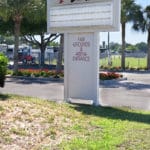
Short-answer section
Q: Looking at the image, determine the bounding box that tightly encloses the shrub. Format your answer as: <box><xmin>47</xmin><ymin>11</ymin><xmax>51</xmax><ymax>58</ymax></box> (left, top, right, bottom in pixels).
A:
<box><xmin>13</xmin><ymin>69</ymin><xmax>64</xmax><ymax>78</ymax></box>
<box><xmin>13</xmin><ymin>71</ymin><xmax>23</xmax><ymax>76</ymax></box>
<box><xmin>12</xmin><ymin>69</ymin><xmax>123</xmax><ymax>81</ymax></box>
<box><xmin>0</xmin><ymin>53</ymin><xmax>8</xmax><ymax>87</ymax></box>
<box><xmin>100</xmin><ymin>72</ymin><xmax>122</xmax><ymax>80</ymax></box>
<box><xmin>7</xmin><ymin>69</ymin><xmax>13</xmax><ymax>75</ymax></box>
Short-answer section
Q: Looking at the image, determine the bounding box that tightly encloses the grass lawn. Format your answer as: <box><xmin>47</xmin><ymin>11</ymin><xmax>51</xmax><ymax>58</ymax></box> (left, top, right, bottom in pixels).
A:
<box><xmin>100</xmin><ymin>56</ymin><xmax>147</xmax><ymax>69</ymax></box>
<box><xmin>0</xmin><ymin>94</ymin><xmax>150</xmax><ymax>150</ymax></box>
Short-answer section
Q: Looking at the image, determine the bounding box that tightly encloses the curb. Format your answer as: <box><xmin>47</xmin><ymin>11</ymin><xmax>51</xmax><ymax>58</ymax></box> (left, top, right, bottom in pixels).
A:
<box><xmin>100</xmin><ymin>77</ymin><xmax>127</xmax><ymax>84</ymax></box>
<box><xmin>6</xmin><ymin>75</ymin><xmax>127</xmax><ymax>83</ymax></box>
<box><xmin>6</xmin><ymin>75</ymin><xmax>64</xmax><ymax>82</ymax></box>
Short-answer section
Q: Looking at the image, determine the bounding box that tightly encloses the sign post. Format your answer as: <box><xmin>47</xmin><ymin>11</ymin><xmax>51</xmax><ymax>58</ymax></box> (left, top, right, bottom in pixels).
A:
<box><xmin>64</xmin><ymin>32</ymin><xmax>100</xmax><ymax>105</ymax></box>
<box><xmin>47</xmin><ymin>0</ymin><xmax>121</xmax><ymax>105</ymax></box>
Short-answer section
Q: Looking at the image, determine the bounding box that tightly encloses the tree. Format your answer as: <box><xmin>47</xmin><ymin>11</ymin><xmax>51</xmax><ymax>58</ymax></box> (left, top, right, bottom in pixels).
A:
<box><xmin>59</xmin><ymin>0</ymin><xmax>88</xmax><ymax>3</ymax></box>
<box><xmin>0</xmin><ymin>0</ymin><xmax>42</xmax><ymax>72</ymax></box>
<box><xmin>49</xmin><ymin>41</ymin><xmax>59</xmax><ymax>47</ymax></box>
<box><xmin>126</xmin><ymin>44</ymin><xmax>138</xmax><ymax>51</ymax></box>
<box><xmin>135</xmin><ymin>42</ymin><xmax>147</xmax><ymax>52</ymax></box>
<box><xmin>132</xmin><ymin>6</ymin><xmax>150</xmax><ymax>69</ymax></box>
<box><xmin>0</xmin><ymin>0</ymin><xmax>59</xmax><ymax>68</ymax></box>
<box><xmin>24</xmin><ymin>33</ymin><xmax>59</xmax><ymax>66</ymax></box>
<box><xmin>109</xmin><ymin>42</ymin><xmax>121</xmax><ymax>52</ymax></box>
<box><xmin>0</xmin><ymin>17</ymin><xmax>13</xmax><ymax>35</ymax></box>
<box><xmin>121</xmin><ymin>0</ymin><xmax>142</xmax><ymax>70</ymax></box>
<box><xmin>21</xmin><ymin>0</ymin><xmax>60</xmax><ymax>67</ymax></box>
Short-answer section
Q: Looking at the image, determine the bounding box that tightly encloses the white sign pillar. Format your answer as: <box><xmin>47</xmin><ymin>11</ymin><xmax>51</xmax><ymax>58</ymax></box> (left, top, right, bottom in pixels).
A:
<box><xmin>64</xmin><ymin>32</ymin><xmax>100</xmax><ymax>105</ymax></box>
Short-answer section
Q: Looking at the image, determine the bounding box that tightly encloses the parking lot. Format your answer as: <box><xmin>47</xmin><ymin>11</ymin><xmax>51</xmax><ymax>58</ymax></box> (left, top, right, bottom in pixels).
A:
<box><xmin>0</xmin><ymin>72</ymin><xmax>150</xmax><ymax>110</ymax></box>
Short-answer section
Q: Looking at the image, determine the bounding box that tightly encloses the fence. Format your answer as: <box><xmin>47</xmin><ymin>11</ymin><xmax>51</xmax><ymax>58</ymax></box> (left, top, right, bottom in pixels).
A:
<box><xmin>100</xmin><ymin>52</ymin><xmax>147</xmax><ymax>69</ymax></box>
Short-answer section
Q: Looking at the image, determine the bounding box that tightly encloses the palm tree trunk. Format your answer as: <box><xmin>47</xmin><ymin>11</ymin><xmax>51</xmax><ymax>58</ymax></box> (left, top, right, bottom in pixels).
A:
<box><xmin>147</xmin><ymin>30</ymin><xmax>150</xmax><ymax>70</ymax></box>
<box><xmin>56</xmin><ymin>34</ymin><xmax>64</xmax><ymax>72</ymax></box>
<box><xmin>121</xmin><ymin>23</ymin><xmax>126</xmax><ymax>70</ymax></box>
<box><xmin>13</xmin><ymin>16</ymin><xmax>22</xmax><ymax>73</ymax></box>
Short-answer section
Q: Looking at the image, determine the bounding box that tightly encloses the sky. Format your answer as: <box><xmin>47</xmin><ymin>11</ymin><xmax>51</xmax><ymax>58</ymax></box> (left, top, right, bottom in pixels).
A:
<box><xmin>100</xmin><ymin>0</ymin><xmax>149</xmax><ymax>45</ymax></box>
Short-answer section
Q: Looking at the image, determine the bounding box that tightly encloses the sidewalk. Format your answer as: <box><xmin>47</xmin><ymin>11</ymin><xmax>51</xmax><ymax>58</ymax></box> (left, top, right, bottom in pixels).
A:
<box><xmin>0</xmin><ymin>72</ymin><xmax>150</xmax><ymax>110</ymax></box>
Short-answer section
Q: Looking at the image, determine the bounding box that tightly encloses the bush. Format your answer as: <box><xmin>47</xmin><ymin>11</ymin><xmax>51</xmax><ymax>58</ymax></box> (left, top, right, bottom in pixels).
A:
<box><xmin>7</xmin><ymin>69</ymin><xmax>13</xmax><ymax>75</ymax></box>
<box><xmin>100</xmin><ymin>72</ymin><xmax>122</xmax><ymax>80</ymax></box>
<box><xmin>12</xmin><ymin>69</ymin><xmax>123</xmax><ymax>81</ymax></box>
<box><xmin>12</xmin><ymin>69</ymin><xmax>64</xmax><ymax>78</ymax></box>
<box><xmin>0</xmin><ymin>53</ymin><xmax>8</xmax><ymax>87</ymax></box>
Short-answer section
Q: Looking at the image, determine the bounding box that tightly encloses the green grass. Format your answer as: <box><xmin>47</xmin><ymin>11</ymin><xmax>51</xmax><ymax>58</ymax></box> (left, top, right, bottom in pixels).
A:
<box><xmin>100</xmin><ymin>55</ymin><xmax>147</xmax><ymax>69</ymax></box>
<box><xmin>0</xmin><ymin>94</ymin><xmax>150</xmax><ymax>149</ymax></box>
<box><xmin>10</xmin><ymin>127</ymin><xmax>28</xmax><ymax>136</ymax></box>
<box><xmin>45</xmin><ymin>58</ymin><xmax>58</xmax><ymax>65</ymax></box>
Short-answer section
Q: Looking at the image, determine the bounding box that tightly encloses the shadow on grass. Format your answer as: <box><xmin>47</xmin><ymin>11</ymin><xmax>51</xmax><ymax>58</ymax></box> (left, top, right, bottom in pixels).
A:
<box><xmin>0</xmin><ymin>94</ymin><xmax>10</xmax><ymax>101</ymax></box>
<box><xmin>72</xmin><ymin>105</ymin><xmax>150</xmax><ymax>124</ymax></box>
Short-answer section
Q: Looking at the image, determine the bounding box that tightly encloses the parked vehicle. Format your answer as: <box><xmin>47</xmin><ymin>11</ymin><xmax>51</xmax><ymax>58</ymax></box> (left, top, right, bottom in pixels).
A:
<box><xmin>6</xmin><ymin>45</ymin><xmax>35</xmax><ymax>64</ymax></box>
<box><xmin>18</xmin><ymin>48</ymin><xmax>35</xmax><ymax>64</ymax></box>
<box><xmin>6</xmin><ymin>45</ymin><xmax>14</xmax><ymax>59</ymax></box>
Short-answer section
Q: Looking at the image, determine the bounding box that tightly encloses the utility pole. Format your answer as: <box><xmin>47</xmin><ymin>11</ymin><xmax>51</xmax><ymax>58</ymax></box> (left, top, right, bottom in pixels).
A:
<box><xmin>107</xmin><ymin>32</ymin><xmax>111</xmax><ymax>66</ymax></box>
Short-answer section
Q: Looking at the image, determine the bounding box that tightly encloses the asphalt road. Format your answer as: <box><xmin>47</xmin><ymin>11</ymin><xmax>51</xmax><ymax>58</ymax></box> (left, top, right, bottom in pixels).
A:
<box><xmin>100</xmin><ymin>72</ymin><xmax>150</xmax><ymax>110</ymax></box>
<box><xmin>0</xmin><ymin>72</ymin><xmax>150</xmax><ymax>110</ymax></box>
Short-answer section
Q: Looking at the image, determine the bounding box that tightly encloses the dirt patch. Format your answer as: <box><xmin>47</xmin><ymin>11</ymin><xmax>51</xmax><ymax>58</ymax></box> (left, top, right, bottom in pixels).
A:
<box><xmin>0</xmin><ymin>98</ymin><xmax>72</xmax><ymax>149</ymax></box>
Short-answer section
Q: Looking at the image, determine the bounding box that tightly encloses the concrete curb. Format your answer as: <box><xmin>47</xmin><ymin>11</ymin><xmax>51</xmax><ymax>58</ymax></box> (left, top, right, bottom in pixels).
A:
<box><xmin>6</xmin><ymin>75</ymin><xmax>127</xmax><ymax>83</ymax></box>
<box><xmin>6</xmin><ymin>75</ymin><xmax>64</xmax><ymax>82</ymax></box>
<box><xmin>100</xmin><ymin>77</ymin><xmax>127</xmax><ymax>84</ymax></box>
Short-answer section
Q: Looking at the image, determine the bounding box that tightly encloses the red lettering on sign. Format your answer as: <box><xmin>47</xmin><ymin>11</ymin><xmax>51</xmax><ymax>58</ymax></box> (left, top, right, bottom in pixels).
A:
<box><xmin>59</xmin><ymin>0</ymin><xmax>64</xmax><ymax>4</ymax></box>
<box><xmin>72</xmin><ymin>36</ymin><xmax>90</xmax><ymax>62</ymax></box>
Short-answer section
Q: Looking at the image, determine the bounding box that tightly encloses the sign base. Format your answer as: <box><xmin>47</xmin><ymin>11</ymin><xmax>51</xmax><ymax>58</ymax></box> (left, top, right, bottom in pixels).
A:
<box><xmin>68</xmin><ymin>98</ymin><xmax>94</xmax><ymax>105</ymax></box>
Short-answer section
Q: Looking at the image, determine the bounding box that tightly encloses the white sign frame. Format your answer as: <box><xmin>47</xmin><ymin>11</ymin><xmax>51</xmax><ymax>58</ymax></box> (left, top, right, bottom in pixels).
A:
<box><xmin>47</xmin><ymin>0</ymin><xmax>121</xmax><ymax>33</ymax></box>
<box><xmin>47</xmin><ymin>0</ymin><xmax>120</xmax><ymax>106</ymax></box>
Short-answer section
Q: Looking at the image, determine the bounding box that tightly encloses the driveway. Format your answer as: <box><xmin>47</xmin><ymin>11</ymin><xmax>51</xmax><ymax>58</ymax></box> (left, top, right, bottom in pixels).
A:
<box><xmin>100</xmin><ymin>72</ymin><xmax>150</xmax><ymax>110</ymax></box>
<box><xmin>0</xmin><ymin>72</ymin><xmax>150</xmax><ymax>110</ymax></box>
<box><xmin>0</xmin><ymin>77</ymin><xmax>64</xmax><ymax>101</ymax></box>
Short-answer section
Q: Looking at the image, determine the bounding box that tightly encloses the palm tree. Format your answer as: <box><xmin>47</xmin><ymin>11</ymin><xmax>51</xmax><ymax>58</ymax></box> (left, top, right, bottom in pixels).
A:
<box><xmin>121</xmin><ymin>0</ymin><xmax>142</xmax><ymax>70</ymax></box>
<box><xmin>0</xmin><ymin>0</ymin><xmax>40</xmax><ymax>73</ymax></box>
<box><xmin>132</xmin><ymin>6</ymin><xmax>150</xmax><ymax>69</ymax></box>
